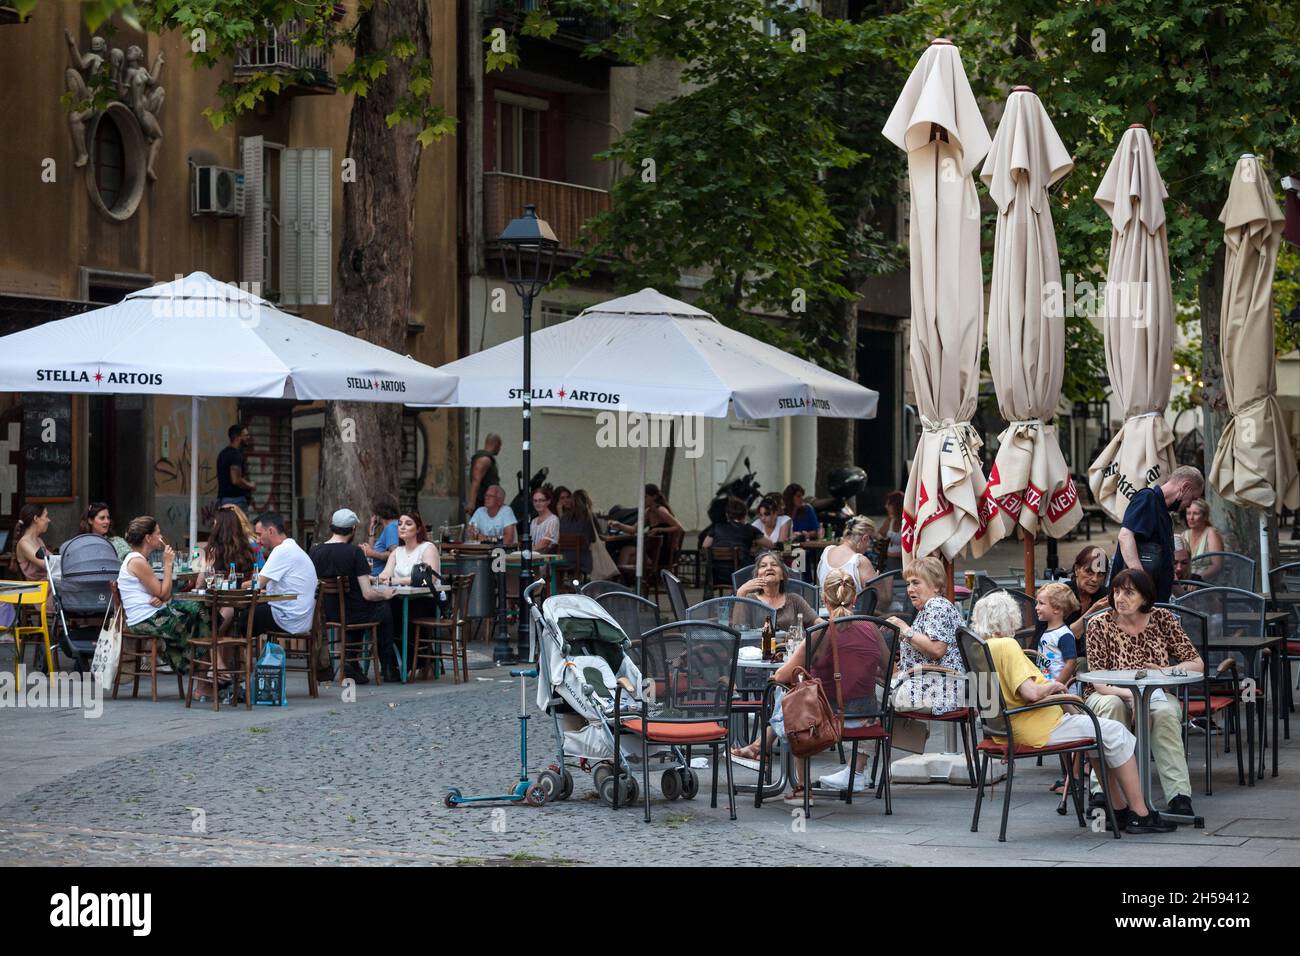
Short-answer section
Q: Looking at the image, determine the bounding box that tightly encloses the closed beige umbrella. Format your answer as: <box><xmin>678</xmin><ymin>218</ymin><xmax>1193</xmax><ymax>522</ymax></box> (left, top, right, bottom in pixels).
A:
<box><xmin>1209</xmin><ymin>154</ymin><xmax>1300</xmax><ymax>591</ymax></box>
<box><xmin>883</xmin><ymin>38</ymin><xmax>996</xmax><ymax>562</ymax></box>
<box><xmin>1087</xmin><ymin>125</ymin><xmax>1177</xmax><ymax>521</ymax></box>
<box><xmin>982</xmin><ymin>87</ymin><xmax>1083</xmax><ymax>555</ymax></box>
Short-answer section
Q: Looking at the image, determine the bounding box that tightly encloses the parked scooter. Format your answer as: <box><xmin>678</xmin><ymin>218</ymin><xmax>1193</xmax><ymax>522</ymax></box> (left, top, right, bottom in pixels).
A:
<box><xmin>811</xmin><ymin>465</ymin><xmax>868</xmax><ymax>540</ymax></box>
<box><xmin>705</xmin><ymin>456</ymin><xmax>762</xmax><ymax>527</ymax></box>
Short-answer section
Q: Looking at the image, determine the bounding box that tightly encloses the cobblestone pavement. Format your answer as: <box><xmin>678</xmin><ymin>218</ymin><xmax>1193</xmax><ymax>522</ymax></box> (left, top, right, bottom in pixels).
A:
<box><xmin>0</xmin><ymin>679</ymin><xmax>880</xmax><ymax>866</ymax></box>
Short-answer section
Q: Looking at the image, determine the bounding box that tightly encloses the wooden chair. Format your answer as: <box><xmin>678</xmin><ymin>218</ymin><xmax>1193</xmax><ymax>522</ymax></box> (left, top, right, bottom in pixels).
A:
<box><xmin>185</xmin><ymin>589</ymin><xmax>260</xmax><ymax>711</ymax></box>
<box><xmin>318</xmin><ymin>577</ymin><xmax>382</xmax><ymax>685</ymax></box>
<box><xmin>646</xmin><ymin>529</ymin><xmax>683</xmax><ymax>605</ymax></box>
<box><xmin>556</xmin><ymin>533</ymin><xmax>588</xmax><ymax>590</ymax></box>
<box><xmin>260</xmin><ymin>582</ymin><xmax>323</xmax><ymax>699</ymax></box>
<box><xmin>617</xmin><ymin>534</ymin><xmax>661</xmax><ymax>594</ymax></box>
<box><xmin>703</xmin><ymin>546</ymin><xmax>743</xmax><ymax>598</ymax></box>
<box><xmin>107</xmin><ymin>581</ymin><xmax>186</xmax><ymax>703</ymax></box>
<box><xmin>410</xmin><ymin>574</ymin><xmax>473</xmax><ymax>683</ymax></box>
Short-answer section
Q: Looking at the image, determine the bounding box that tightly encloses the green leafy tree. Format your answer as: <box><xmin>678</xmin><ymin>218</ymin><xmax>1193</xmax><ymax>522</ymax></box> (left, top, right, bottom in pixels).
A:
<box><xmin>943</xmin><ymin>0</ymin><xmax>1300</xmax><ymax>558</ymax></box>
<box><xmin>49</xmin><ymin>0</ymin><xmax>456</xmax><ymax>532</ymax></box>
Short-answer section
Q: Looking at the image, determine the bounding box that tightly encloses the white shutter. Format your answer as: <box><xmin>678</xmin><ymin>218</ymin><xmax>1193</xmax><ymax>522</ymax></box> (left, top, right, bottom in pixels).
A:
<box><xmin>310</xmin><ymin>147</ymin><xmax>333</xmax><ymax>305</ymax></box>
<box><xmin>241</xmin><ymin>135</ymin><xmax>264</xmax><ymax>294</ymax></box>
<box><xmin>279</xmin><ymin>147</ymin><xmax>333</xmax><ymax>307</ymax></box>
<box><xmin>280</xmin><ymin>149</ymin><xmax>301</xmax><ymax>306</ymax></box>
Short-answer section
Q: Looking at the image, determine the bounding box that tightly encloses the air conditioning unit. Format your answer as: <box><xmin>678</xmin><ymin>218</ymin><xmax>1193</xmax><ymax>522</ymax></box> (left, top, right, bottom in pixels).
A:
<box><xmin>191</xmin><ymin>165</ymin><xmax>244</xmax><ymax>217</ymax></box>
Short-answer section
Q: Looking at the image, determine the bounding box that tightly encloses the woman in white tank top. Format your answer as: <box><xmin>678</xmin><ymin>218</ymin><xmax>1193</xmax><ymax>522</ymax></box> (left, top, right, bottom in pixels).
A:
<box><xmin>115</xmin><ymin>515</ymin><xmax>209</xmax><ymax>679</ymax></box>
<box><xmin>817</xmin><ymin>515</ymin><xmax>878</xmax><ymax>594</ymax></box>
<box><xmin>376</xmin><ymin>512</ymin><xmax>443</xmax><ymax>621</ymax></box>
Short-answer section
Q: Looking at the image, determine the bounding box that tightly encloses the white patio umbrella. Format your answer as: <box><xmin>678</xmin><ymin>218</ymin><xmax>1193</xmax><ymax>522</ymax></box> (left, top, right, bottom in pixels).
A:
<box><xmin>0</xmin><ymin>271</ymin><xmax>458</xmax><ymax>549</ymax></box>
<box><xmin>1209</xmin><ymin>155</ymin><xmax>1300</xmax><ymax>594</ymax></box>
<box><xmin>1087</xmin><ymin>126</ymin><xmax>1177</xmax><ymax>521</ymax></box>
<box><xmin>429</xmin><ymin>287</ymin><xmax>879</xmax><ymax>589</ymax></box>
<box><xmin>883</xmin><ymin>38</ymin><xmax>998</xmax><ymax>564</ymax></box>
<box><xmin>981</xmin><ymin>87</ymin><xmax>1082</xmax><ymax>586</ymax></box>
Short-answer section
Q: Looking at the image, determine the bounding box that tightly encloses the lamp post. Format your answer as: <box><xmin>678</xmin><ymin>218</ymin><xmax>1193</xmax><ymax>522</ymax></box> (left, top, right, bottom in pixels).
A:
<box><xmin>496</xmin><ymin>204</ymin><xmax>558</xmax><ymax>663</ymax></box>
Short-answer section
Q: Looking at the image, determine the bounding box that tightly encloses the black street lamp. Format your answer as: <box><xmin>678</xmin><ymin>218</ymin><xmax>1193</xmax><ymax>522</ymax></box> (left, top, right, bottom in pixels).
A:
<box><xmin>495</xmin><ymin>204</ymin><xmax>558</xmax><ymax>663</ymax></box>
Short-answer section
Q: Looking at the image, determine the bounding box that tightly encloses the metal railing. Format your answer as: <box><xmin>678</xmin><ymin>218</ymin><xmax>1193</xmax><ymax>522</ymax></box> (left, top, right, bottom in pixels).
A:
<box><xmin>484</xmin><ymin>172</ymin><xmax>610</xmax><ymax>251</ymax></box>
<box><xmin>234</xmin><ymin>18</ymin><xmax>332</xmax><ymax>82</ymax></box>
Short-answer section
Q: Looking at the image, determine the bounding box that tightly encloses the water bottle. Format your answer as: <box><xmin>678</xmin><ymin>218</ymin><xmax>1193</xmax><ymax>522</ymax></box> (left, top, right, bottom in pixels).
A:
<box><xmin>228</xmin><ymin>562</ymin><xmax>236</xmax><ymax>591</ymax></box>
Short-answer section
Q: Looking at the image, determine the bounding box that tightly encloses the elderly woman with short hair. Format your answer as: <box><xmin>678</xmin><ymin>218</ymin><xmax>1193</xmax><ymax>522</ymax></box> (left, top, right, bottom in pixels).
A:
<box><xmin>970</xmin><ymin>590</ymin><xmax>1176</xmax><ymax>834</ymax></box>
<box><xmin>885</xmin><ymin>555</ymin><xmax>965</xmax><ymax>714</ymax></box>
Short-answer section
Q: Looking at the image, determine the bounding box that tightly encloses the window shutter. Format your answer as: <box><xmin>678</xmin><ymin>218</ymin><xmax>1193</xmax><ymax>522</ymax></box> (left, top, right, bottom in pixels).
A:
<box><xmin>241</xmin><ymin>135</ymin><xmax>265</xmax><ymax>293</ymax></box>
<box><xmin>280</xmin><ymin>147</ymin><xmax>333</xmax><ymax>306</ymax></box>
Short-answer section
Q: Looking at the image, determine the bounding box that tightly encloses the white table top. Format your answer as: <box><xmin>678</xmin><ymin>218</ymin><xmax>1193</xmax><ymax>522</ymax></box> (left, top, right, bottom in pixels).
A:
<box><xmin>1077</xmin><ymin>669</ymin><xmax>1203</xmax><ymax>689</ymax></box>
<box><xmin>376</xmin><ymin>584</ymin><xmax>449</xmax><ymax>596</ymax></box>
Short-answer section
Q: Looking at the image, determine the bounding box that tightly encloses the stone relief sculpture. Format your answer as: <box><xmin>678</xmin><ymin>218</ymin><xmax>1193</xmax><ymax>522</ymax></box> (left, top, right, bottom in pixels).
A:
<box><xmin>63</xmin><ymin>30</ymin><xmax>166</xmax><ymax>181</ymax></box>
<box><xmin>124</xmin><ymin>45</ymin><xmax>165</xmax><ymax>181</ymax></box>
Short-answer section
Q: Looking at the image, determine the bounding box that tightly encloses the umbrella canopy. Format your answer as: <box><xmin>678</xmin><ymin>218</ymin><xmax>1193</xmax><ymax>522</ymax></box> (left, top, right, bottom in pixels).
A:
<box><xmin>1209</xmin><ymin>155</ymin><xmax>1300</xmax><ymax>514</ymax></box>
<box><xmin>883</xmin><ymin>39</ymin><xmax>996</xmax><ymax>562</ymax></box>
<box><xmin>1086</xmin><ymin>126</ymin><xmax>1177</xmax><ymax>522</ymax></box>
<box><xmin>980</xmin><ymin>88</ymin><xmax>1083</xmax><ymax>540</ymax></box>
<box><xmin>432</xmin><ymin>287</ymin><xmax>878</xmax><ymax>419</ymax></box>
<box><xmin>0</xmin><ymin>272</ymin><xmax>457</xmax><ymax>403</ymax></box>
<box><xmin>0</xmin><ymin>271</ymin><xmax>459</xmax><ymax>548</ymax></box>
<box><xmin>431</xmin><ymin>287</ymin><xmax>878</xmax><ymax>592</ymax></box>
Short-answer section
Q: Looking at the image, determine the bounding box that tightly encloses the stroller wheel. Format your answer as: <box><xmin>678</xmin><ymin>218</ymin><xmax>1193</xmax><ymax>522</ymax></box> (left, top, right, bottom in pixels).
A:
<box><xmin>592</xmin><ymin>762</ymin><xmax>613</xmax><ymax>792</ymax></box>
<box><xmin>524</xmin><ymin>784</ymin><xmax>548</xmax><ymax>808</ymax></box>
<box><xmin>598</xmin><ymin>772</ymin><xmax>637</xmax><ymax>808</ymax></box>
<box><xmin>536</xmin><ymin>769</ymin><xmax>563</xmax><ymax>803</ymax></box>
<box><xmin>679</xmin><ymin>769</ymin><xmax>700</xmax><ymax>800</ymax></box>
<box><xmin>559</xmin><ymin>769</ymin><xmax>575</xmax><ymax>801</ymax></box>
<box><xmin>660</xmin><ymin>769</ymin><xmax>682</xmax><ymax>801</ymax></box>
<box><xmin>623</xmin><ymin>773</ymin><xmax>640</xmax><ymax>805</ymax></box>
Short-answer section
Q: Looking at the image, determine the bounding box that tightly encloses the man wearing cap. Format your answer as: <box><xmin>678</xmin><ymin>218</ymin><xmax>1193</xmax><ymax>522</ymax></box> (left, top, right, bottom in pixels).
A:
<box><xmin>309</xmin><ymin>507</ymin><xmax>399</xmax><ymax>683</ymax></box>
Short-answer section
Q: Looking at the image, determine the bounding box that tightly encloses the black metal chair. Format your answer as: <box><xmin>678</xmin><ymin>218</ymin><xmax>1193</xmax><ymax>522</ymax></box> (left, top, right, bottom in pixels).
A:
<box><xmin>1159</xmin><ymin>602</ymin><xmax>1244</xmax><ymax>793</ymax></box>
<box><xmin>1189</xmin><ymin>551</ymin><xmax>1257</xmax><ymax>592</ymax></box>
<box><xmin>595</xmin><ymin>591</ymin><xmax>662</xmax><ymax>646</ymax></box>
<box><xmin>580</xmin><ymin>579</ymin><xmax>634</xmax><ymax>600</ymax></box>
<box><xmin>661</xmin><ymin>569</ymin><xmax>689</xmax><ymax>621</ymax></box>
<box><xmin>703</xmin><ymin>546</ymin><xmax>744</xmax><ymax>598</ymax></box>
<box><xmin>957</xmin><ymin>626</ymin><xmax>1121</xmax><ymax>843</ymax></box>
<box><xmin>1268</xmin><ymin>562</ymin><xmax>1300</xmax><ymax>712</ymax></box>
<box><xmin>784</xmin><ymin>577</ymin><xmax>820</xmax><ymax>610</ymax></box>
<box><xmin>853</xmin><ymin>587</ymin><xmax>879</xmax><ymax>616</ymax></box>
<box><xmin>731</xmin><ymin>563</ymin><xmax>756</xmax><ymax>593</ymax></box>
<box><xmin>759</xmin><ymin>615</ymin><xmax>899</xmax><ymax>816</ymax></box>
<box><xmin>613</xmin><ymin>620</ymin><xmax>740</xmax><ymax>823</ymax></box>
<box><xmin>862</xmin><ymin>569</ymin><xmax>914</xmax><ymax>623</ymax></box>
<box><xmin>986</xmin><ymin>587</ymin><xmax>1039</xmax><ymax>649</ymax></box>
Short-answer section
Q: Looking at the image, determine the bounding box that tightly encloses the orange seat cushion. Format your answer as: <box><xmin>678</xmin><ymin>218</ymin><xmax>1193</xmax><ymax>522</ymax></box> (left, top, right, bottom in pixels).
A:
<box><xmin>841</xmin><ymin>724</ymin><xmax>888</xmax><ymax>740</ymax></box>
<box><xmin>910</xmin><ymin>708</ymin><xmax>973</xmax><ymax>721</ymax></box>
<box><xmin>1187</xmin><ymin>696</ymin><xmax>1235</xmax><ymax>715</ymax></box>
<box><xmin>978</xmin><ymin>737</ymin><xmax>1094</xmax><ymax>757</ymax></box>
<box><xmin>620</xmin><ymin>718</ymin><xmax>727</xmax><ymax>743</ymax></box>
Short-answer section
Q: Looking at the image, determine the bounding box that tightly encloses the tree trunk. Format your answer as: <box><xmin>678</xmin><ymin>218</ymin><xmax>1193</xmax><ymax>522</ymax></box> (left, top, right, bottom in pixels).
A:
<box><xmin>1199</xmin><ymin>246</ymin><xmax>1263</xmax><ymax>563</ymax></box>
<box><xmin>315</xmin><ymin>1</ymin><xmax>431</xmax><ymax>535</ymax></box>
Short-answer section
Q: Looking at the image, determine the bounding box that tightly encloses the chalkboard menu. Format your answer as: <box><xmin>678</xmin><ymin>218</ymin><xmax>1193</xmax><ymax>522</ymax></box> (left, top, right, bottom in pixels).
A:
<box><xmin>23</xmin><ymin>394</ymin><xmax>74</xmax><ymax>501</ymax></box>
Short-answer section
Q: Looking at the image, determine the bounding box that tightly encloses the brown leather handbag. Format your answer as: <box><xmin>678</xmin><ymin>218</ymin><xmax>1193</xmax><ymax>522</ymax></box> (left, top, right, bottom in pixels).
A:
<box><xmin>781</xmin><ymin>625</ymin><xmax>844</xmax><ymax>759</ymax></box>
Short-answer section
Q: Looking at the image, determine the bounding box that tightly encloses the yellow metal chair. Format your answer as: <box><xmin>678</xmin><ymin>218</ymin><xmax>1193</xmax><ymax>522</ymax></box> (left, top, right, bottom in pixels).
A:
<box><xmin>0</xmin><ymin>581</ymin><xmax>55</xmax><ymax>677</ymax></box>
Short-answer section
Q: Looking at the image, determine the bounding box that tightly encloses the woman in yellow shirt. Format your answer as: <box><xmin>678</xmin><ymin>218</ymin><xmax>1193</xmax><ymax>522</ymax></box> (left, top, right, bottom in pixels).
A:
<box><xmin>973</xmin><ymin>592</ymin><xmax>1175</xmax><ymax>835</ymax></box>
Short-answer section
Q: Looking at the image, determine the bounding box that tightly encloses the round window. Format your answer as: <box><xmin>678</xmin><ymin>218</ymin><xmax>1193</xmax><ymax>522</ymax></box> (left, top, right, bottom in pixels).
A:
<box><xmin>84</xmin><ymin>104</ymin><xmax>146</xmax><ymax>222</ymax></box>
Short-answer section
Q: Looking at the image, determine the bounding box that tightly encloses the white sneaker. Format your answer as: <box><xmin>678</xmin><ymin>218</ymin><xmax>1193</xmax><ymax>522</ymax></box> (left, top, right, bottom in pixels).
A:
<box><xmin>818</xmin><ymin>765</ymin><xmax>868</xmax><ymax>792</ymax></box>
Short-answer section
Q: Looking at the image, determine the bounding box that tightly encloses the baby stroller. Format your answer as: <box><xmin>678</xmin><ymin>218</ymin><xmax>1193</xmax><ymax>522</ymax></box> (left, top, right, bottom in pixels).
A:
<box><xmin>526</xmin><ymin>584</ymin><xmax>696</xmax><ymax>807</ymax></box>
<box><xmin>46</xmin><ymin>534</ymin><xmax>119</xmax><ymax>672</ymax></box>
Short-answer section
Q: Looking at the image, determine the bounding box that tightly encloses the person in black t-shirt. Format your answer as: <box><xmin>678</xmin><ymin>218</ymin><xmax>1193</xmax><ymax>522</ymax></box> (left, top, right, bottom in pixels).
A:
<box><xmin>701</xmin><ymin>496</ymin><xmax>759</xmax><ymax>588</ymax></box>
<box><xmin>1111</xmin><ymin>465</ymin><xmax>1203</xmax><ymax>604</ymax></box>
<box><xmin>310</xmin><ymin>507</ymin><xmax>398</xmax><ymax>683</ymax></box>
<box><xmin>466</xmin><ymin>433</ymin><xmax>502</xmax><ymax>516</ymax></box>
<box><xmin>216</xmin><ymin>423</ymin><xmax>256</xmax><ymax>508</ymax></box>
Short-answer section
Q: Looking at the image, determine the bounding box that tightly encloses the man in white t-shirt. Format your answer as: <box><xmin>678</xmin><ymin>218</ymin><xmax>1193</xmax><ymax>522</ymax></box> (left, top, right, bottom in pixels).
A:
<box><xmin>243</xmin><ymin>512</ymin><xmax>324</xmax><ymax>674</ymax></box>
<box><xmin>467</xmin><ymin>484</ymin><xmax>518</xmax><ymax>544</ymax></box>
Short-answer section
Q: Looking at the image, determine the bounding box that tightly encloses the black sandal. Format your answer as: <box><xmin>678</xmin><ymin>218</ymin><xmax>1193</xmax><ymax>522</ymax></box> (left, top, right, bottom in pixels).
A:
<box><xmin>1049</xmin><ymin>779</ymin><xmax>1065</xmax><ymax>794</ymax></box>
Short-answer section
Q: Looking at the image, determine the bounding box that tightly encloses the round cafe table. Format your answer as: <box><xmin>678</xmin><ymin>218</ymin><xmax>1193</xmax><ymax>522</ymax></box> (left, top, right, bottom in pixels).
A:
<box><xmin>1077</xmin><ymin>668</ymin><xmax>1204</xmax><ymax>827</ymax></box>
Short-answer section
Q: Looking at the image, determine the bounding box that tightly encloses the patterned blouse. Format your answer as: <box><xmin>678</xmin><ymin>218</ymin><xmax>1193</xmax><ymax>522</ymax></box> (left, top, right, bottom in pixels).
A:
<box><xmin>1084</xmin><ymin>608</ymin><xmax>1198</xmax><ymax>672</ymax></box>
<box><xmin>893</xmin><ymin>596</ymin><xmax>966</xmax><ymax>714</ymax></box>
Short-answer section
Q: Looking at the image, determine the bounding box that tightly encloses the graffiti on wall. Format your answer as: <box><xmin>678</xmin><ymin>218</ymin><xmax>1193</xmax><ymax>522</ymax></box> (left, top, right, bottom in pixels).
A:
<box><xmin>153</xmin><ymin>399</ymin><xmax>225</xmax><ymax>496</ymax></box>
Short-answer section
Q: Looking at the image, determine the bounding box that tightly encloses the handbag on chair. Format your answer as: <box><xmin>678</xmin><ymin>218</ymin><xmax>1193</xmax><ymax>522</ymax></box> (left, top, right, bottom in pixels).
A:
<box><xmin>587</xmin><ymin>515</ymin><xmax>620</xmax><ymax>581</ymax></box>
<box><xmin>781</xmin><ymin>626</ymin><xmax>844</xmax><ymax>759</ymax></box>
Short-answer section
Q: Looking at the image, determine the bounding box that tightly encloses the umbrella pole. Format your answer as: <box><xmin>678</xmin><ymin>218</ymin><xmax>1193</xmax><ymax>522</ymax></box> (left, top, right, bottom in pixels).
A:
<box><xmin>943</xmin><ymin>557</ymin><xmax>954</xmax><ymax>601</ymax></box>
<box><xmin>1260</xmin><ymin>513</ymin><xmax>1272</xmax><ymax>599</ymax></box>
<box><xmin>636</xmin><ymin>444</ymin><xmax>646</xmax><ymax>596</ymax></box>
<box><xmin>1024</xmin><ymin>530</ymin><xmax>1036</xmax><ymax>597</ymax></box>
<box><xmin>188</xmin><ymin>395</ymin><xmax>199</xmax><ymax>554</ymax></box>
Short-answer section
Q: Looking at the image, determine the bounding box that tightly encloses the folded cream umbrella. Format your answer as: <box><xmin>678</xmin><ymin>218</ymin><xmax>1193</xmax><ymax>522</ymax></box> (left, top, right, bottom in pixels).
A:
<box><xmin>883</xmin><ymin>38</ymin><xmax>995</xmax><ymax>562</ymax></box>
<box><xmin>981</xmin><ymin>87</ymin><xmax>1083</xmax><ymax>553</ymax></box>
<box><xmin>1209</xmin><ymin>154</ymin><xmax>1300</xmax><ymax>593</ymax></box>
<box><xmin>1087</xmin><ymin>125</ymin><xmax>1177</xmax><ymax>522</ymax></box>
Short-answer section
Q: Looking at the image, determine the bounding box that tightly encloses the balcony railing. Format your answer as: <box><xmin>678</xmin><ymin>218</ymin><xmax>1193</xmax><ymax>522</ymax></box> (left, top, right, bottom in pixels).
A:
<box><xmin>234</xmin><ymin>19</ymin><xmax>334</xmax><ymax>89</ymax></box>
<box><xmin>484</xmin><ymin>0</ymin><xmax>631</xmax><ymax>46</ymax></box>
<box><xmin>484</xmin><ymin>172</ymin><xmax>610</xmax><ymax>253</ymax></box>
